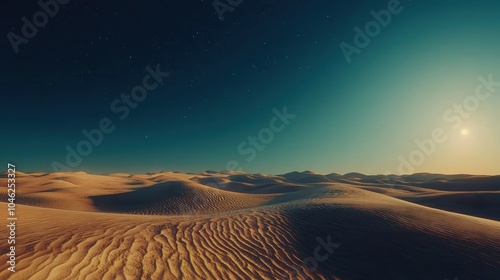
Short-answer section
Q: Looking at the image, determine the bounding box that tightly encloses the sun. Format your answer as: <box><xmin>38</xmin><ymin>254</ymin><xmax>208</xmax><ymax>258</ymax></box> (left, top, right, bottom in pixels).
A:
<box><xmin>461</xmin><ymin>128</ymin><xmax>469</xmax><ymax>136</ymax></box>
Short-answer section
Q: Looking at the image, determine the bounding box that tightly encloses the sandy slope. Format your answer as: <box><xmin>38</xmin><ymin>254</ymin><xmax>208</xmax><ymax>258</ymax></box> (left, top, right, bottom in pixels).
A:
<box><xmin>1</xmin><ymin>171</ymin><xmax>500</xmax><ymax>279</ymax></box>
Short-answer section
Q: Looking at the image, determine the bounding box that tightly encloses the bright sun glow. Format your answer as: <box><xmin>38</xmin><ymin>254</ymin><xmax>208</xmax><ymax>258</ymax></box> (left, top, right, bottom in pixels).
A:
<box><xmin>461</xmin><ymin>128</ymin><xmax>469</xmax><ymax>136</ymax></box>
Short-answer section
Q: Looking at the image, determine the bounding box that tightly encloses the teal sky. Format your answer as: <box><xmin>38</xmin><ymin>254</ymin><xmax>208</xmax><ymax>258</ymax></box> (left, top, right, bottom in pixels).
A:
<box><xmin>2</xmin><ymin>0</ymin><xmax>500</xmax><ymax>175</ymax></box>
<box><xmin>286</xmin><ymin>0</ymin><xmax>500</xmax><ymax>175</ymax></box>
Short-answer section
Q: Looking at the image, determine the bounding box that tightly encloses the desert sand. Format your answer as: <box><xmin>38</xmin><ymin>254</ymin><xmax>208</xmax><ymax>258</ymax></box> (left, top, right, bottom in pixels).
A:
<box><xmin>1</xmin><ymin>171</ymin><xmax>500</xmax><ymax>279</ymax></box>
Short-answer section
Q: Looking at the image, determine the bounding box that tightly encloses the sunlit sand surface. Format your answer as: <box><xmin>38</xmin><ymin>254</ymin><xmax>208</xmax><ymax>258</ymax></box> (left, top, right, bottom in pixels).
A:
<box><xmin>1</xmin><ymin>171</ymin><xmax>500</xmax><ymax>279</ymax></box>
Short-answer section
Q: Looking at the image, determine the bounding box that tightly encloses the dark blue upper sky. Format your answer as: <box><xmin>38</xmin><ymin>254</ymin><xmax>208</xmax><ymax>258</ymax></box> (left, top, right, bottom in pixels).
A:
<box><xmin>1</xmin><ymin>0</ymin><xmax>500</xmax><ymax>175</ymax></box>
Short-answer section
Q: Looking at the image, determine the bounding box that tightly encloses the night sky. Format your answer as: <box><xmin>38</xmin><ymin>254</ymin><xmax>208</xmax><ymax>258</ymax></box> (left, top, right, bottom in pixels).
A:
<box><xmin>1</xmin><ymin>0</ymin><xmax>500</xmax><ymax>175</ymax></box>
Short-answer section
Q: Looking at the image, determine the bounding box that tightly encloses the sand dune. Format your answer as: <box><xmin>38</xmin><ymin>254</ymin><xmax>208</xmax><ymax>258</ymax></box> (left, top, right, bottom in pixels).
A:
<box><xmin>1</xmin><ymin>171</ymin><xmax>500</xmax><ymax>279</ymax></box>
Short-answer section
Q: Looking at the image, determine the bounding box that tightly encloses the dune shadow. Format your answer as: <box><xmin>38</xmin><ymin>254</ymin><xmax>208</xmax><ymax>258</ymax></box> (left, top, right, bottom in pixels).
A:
<box><xmin>89</xmin><ymin>181</ymin><xmax>190</xmax><ymax>214</ymax></box>
<box><xmin>282</xmin><ymin>205</ymin><xmax>498</xmax><ymax>280</ymax></box>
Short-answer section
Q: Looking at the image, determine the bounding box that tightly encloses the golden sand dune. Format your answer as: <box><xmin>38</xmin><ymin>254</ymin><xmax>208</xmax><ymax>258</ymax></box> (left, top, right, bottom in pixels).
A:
<box><xmin>1</xmin><ymin>171</ymin><xmax>500</xmax><ymax>279</ymax></box>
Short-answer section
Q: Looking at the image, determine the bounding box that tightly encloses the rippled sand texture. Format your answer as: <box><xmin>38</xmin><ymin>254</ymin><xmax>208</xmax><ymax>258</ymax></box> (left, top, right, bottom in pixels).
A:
<box><xmin>1</xmin><ymin>171</ymin><xmax>500</xmax><ymax>279</ymax></box>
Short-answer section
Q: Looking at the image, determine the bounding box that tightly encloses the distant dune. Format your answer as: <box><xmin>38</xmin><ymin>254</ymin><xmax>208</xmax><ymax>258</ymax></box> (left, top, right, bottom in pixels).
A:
<box><xmin>1</xmin><ymin>171</ymin><xmax>500</xmax><ymax>279</ymax></box>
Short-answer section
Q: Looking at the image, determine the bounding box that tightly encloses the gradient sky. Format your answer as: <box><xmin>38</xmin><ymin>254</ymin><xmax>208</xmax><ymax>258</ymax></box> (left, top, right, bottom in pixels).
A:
<box><xmin>1</xmin><ymin>0</ymin><xmax>500</xmax><ymax>175</ymax></box>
